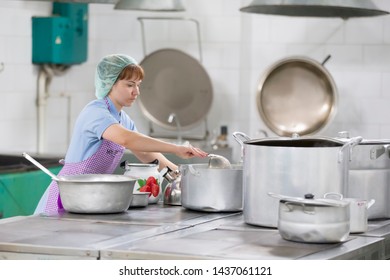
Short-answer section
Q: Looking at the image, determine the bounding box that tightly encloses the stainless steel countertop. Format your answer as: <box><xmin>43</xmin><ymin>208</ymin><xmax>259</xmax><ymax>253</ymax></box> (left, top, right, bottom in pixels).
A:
<box><xmin>0</xmin><ymin>204</ymin><xmax>389</xmax><ymax>260</ymax></box>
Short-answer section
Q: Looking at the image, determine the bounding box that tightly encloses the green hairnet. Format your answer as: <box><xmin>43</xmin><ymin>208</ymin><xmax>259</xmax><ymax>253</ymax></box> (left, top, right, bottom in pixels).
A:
<box><xmin>95</xmin><ymin>54</ymin><xmax>138</xmax><ymax>99</ymax></box>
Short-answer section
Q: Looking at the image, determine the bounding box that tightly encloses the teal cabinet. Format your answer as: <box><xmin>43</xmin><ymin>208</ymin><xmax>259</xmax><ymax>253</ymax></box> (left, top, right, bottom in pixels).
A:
<box><xmin>0</xmin><ymin>166</ymin><xmax>61</xmax><ymax>219</ymax></box>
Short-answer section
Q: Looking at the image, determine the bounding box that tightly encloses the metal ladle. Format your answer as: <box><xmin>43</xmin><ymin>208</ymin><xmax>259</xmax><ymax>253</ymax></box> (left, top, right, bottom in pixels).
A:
<box><xmin>208</xmin><ymin>154</ymin><xmax>231</xmax><ymax>169</ymax></box>
<box><xmin>22</xmin><ymin>152</ymin><xmax>61</xmax><ymax>181</ymax></box>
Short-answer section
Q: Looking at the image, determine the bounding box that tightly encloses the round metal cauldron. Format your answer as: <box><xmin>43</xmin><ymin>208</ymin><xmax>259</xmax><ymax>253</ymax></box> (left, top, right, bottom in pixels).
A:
<box><xmin>256</xmin><ymin>56</ymin><xmax>338</xmax><ymax>137</ymax></box>
<box><xmin>180</xmin><ymin>164</ymin><xmax>243</xmax><ymax>212</ymax></box>
<box><xmin>238</xmin><ymin>133</ymin><xmax>362</xmax><ymax>228</ymax></box>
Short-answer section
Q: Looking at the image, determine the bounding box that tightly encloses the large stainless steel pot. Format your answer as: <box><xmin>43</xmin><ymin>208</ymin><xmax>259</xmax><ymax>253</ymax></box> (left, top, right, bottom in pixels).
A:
<box><xmin>338</xmin><ymin>132</ymin><xmax>390</xmax><ymax>219</ymax></box>
<box><xmin>233</xmin><ymin>133</ymin><xmax>362</xmax><ymax>228</ymax></box>
<box><xmin>270</xmin><ymin>193</ymin><xmax>350</xmax><ymax>243</ymax></box>
<box><xmin>180</xmin><ymin>164</ymin><xmax>243</xmax><ymax>212</ymax></box>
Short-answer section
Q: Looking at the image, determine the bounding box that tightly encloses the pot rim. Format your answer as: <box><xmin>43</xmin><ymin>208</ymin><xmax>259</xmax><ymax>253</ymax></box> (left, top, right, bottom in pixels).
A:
<box><xmin>280</xmin><ymin>198</ymin><xmax>349</xmax><ymax>208</ymax></box>
<box><xmin>244</xmin><ymin>135</ymin><xmax>345</xmax><ymax>147</ymax></box>
<box><xmin>57</xmin><ymin>174</ymin><xmax>137</xmax><ymax>183</ymax></box>
<box><xmin>271</xmin><ymin>192</ymin><xmax>350</xmax><ymax>207</ymax></box>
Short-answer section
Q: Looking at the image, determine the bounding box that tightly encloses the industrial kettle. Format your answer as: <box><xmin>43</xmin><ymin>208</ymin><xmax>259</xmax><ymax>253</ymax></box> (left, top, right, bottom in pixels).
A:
<box><xmin>162</xmin><ymin>166</ymin><xmax>182</xmax><ymax>206</ymax></box>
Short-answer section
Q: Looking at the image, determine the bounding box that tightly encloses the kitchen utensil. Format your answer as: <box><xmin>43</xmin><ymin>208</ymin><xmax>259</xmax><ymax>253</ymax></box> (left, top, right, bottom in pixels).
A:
<box><xmin>234</xmin><ymin>132</ymin><xmax>362</xmax><ymax>228</ymax></box>
<box><xmin>23</xmin><ymin>152</ymin><xmax>60</xmax><ymax>181</ymax></box>
<box><xmin>269</xmin><ymin>192</ymin><xmax>350</xmax><ymax>243</ymax></box>
<box><xmin>121</xmin><ymin>160</ymin><xmax>162</xmax><ymax>204</ymax></box>
<box><xmin>129</xmin><ymin>191</ymin><xmax>150</xmax><ymax>208</ymax></box>
<box><xmin>162</xmin><ymin>166</ymin><xmax>182</xmax><ymax>206</ymax></box>
<box><xmin>324</xmin><ymin>192</ymin><xmax>375</xmax><ymax>233</ymax></box>
<box><xmin>23</xmin><ymin>152</ymin><xmax>135</xmax><ymax>214</ymax></box>
<box><xmin>208</xmin><ymin>154</ymin><xmax>231</xmax><ymax>169</ymax></box>
<box><xmin>256</xmin><ymin>56</ymin><xmax>337</xmax><ymax>136</ymax></box>
<box><xmin>180</xmin><ymin>163</ymin><xmax>243</xmax><ymax>212</ymax></box>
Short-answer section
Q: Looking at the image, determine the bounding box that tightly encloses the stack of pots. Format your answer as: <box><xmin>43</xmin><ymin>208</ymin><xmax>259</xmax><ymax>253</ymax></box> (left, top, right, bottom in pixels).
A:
<box><xmin>233</xmin><ymin>132</ymin><xmax>363</xmax><ymax>228</ymax></box>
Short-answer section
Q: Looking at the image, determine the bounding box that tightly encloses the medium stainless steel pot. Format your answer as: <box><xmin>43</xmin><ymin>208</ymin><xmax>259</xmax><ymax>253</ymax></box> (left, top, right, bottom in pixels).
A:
<box><xmin>180</xmin><ymin>163</ymin><xmax>243</xmax><ymax>212</ymax></box>
<box><xmin>337</xmin><ymin>132</ymin><xmax>390</xmax><ymax>219</ymax></box>
<box><xmin>233</xmin><ymin>133</ymin><xmax>362</xmax><ymax>228</ymax></box>
<box><xmin>270</xmin><ymin>193</ymin><xmax>350</xmax><ymax>243</ymax></box>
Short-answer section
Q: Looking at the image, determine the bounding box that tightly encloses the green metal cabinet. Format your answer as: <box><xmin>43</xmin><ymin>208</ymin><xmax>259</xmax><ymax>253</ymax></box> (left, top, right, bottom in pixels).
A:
<box><xmin>0</xmin><ymin>167</ymin><xmax>61</xmax><ymax>219</ymax></box>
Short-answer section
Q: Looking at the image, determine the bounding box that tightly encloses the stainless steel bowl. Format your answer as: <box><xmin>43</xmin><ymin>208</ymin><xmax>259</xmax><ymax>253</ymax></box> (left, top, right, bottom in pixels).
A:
<box><xmin>58</xmin><ymin>174</ymin><xmax>136</xmax><ymax>214</ymax></box>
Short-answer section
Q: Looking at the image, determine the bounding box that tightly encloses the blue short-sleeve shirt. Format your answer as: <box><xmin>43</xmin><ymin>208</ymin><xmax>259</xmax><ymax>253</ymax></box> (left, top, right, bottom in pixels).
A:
<box><xmin>64</xmin><ymin>97</ymin><xmax>137</xmax><ymax>163</ymax></box>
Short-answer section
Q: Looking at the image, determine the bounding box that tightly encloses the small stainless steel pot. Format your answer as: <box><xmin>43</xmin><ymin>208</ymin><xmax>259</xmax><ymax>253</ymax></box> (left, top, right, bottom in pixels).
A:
<box><xmin>180</xmin><ymin>163</ymin><xmax>243</xmax><ymax>212</ymax></box>
<box><xmin>129</xmin><ymin>191</ymin><xmax>150</xmax><ymax>208</ymax></box>
<box><xmin>324</xmin><ymin>192</ymin><xmax>375</xmax><ymax>233</ymax></box>
<box><xmin>270</xmin><ymin>193</ymin><xmax>350</xmax><ymax>243</ymax></box>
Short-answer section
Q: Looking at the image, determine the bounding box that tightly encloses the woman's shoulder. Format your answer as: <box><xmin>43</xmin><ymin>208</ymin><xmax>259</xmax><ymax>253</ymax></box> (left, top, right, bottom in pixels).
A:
<box><xmin>85</xmin><ymin>98</ymin><xmax>106</xmax><ymax>109</ymax></box>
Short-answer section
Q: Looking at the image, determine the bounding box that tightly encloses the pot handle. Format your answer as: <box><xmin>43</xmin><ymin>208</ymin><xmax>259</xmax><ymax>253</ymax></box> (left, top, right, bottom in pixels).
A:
<box><xmin>338</xmin><ymin>136</ymin><xmax>363</xmax><ymax>163</ymax></box>
<box><xmin>367</xmin><ymin>199</ymin><xmax>376</xmax><ymax>209</ymax></box>
<box><xmin>188</xmin><ymin>164</ymin><xmax>201</xmax><ymax>177</ymax></box>
<box><xmin>323</xmin><ymin>192</ymin><xmax>344</xmax><ymax>200</ymax></box>
<box><xmin>232</xmin><ymin>131</ymin><xmax>251</xmax><ymax>145</ymax></box>
<box><xmin>283</xmin><ymin>202</ymin><xmax>315</xmax><ymax>215</ymax></box>
<box><xmin>233</xmin><ymin>132</ymin><xmax>251</xmax><ymax>163</ymax></box>
<box><xmin>370</xmin><ymin>144</ymin><xmax>390</xmax><ymax>160</ymax></box>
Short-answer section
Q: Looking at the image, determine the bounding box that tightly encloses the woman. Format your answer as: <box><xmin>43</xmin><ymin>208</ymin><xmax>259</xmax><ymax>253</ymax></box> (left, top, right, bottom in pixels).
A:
<box><xmin>35</xmin><ymin>54</ymin><xmax>207</xmax><ymax>214</ymax></box>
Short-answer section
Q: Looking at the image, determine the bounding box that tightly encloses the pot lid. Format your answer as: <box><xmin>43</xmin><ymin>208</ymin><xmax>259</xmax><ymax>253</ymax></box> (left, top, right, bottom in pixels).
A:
<box><xmin>256</xmin><ymin>56</ymin><xmax>338</xmax><ymax>137</ymax></box>
<box><xmin>120</xmin><ymin>159</ymin><xmax>159</xmax><ymax>169</ymax></box>
<box><xmin>269</xmin><ymin>192</ymin><xmax>349</xmax><ymax>207</ymax></box>
<box><xmin>114</xmin><ymin>0</ymin><xmax>186</xmax><ymax>11</ymax></box>
<box><xmin>138</xmin><ymin>49</ymin><xmax>213</xmax><ymax>130</ymax></box>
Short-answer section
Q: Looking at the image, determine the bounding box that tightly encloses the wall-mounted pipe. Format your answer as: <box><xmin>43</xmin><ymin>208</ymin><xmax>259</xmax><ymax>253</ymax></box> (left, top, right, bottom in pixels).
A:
<box><xmin>36</xmin><ymin>64</ymin><xmax>70</xmax><ymax>154</ymax></box>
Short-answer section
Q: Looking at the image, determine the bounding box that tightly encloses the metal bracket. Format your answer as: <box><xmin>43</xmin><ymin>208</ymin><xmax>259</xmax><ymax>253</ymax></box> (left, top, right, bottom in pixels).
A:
<box><xmin>137</xmin><ymin>16</ymin><xmax>203</xmax><ymax>62</ymax></box>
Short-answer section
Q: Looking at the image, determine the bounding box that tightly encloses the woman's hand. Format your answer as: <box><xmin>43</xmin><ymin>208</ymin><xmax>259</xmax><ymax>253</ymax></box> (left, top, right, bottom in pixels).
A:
<box><xmin>175</xmin><ymin>142</ymin><xmax>208</xmax><ymax>159</ymax></box>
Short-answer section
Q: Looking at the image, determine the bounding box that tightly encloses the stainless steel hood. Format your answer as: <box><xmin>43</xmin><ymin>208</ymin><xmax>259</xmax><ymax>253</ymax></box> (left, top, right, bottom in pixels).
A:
<box><xmin>114</xmin><ymin>0</ymin><xmax>185</xmax><ymax>12</ymax></box>
<box><xmin>240</xmin><ymin>0</ymin><xmax>389</xmax><ymax>18</ymax></box>
<box><xmin>24</xmin><ymin>0</ymin><xmax>185</xmax><ymax>11</ymax></box>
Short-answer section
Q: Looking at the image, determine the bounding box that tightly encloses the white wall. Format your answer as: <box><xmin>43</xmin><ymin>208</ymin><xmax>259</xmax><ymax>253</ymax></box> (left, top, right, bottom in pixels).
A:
<box><xmin>0</xmin><ymin>0</ymin><xmax>390</xmax><ymax>162</ymax></box>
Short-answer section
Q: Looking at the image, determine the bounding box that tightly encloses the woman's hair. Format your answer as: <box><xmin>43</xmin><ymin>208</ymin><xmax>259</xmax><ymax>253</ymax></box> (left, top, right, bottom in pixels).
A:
<box><xmin>117</xmin><ymin>64</ymin><xmax>145</xmax><ymax>81</ymax></box>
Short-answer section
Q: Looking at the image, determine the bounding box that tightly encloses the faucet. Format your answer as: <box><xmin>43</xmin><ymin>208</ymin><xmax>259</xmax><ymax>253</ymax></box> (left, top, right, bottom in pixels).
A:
<box><xmin>167</xmin><ymin>113</ymin><xmax>182</xmax><ymax>144</ymax></box>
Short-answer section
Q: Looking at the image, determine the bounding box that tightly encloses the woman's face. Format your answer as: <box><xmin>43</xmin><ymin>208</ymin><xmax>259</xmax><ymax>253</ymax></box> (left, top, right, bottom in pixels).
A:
<box><xmin>109</xmin><ymin>76</ymin><xmax>142</xmax><ymax>108</ymax></box>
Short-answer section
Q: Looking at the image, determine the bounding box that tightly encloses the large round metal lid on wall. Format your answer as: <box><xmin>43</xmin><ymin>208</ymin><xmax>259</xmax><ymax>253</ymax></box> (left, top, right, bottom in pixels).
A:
<box><xmin>138</xmin><ymin>49</ymin><xmax>213</xmax><ymax>130</ymax></box>
<box><xmin>256</xmin><ymin>56</ymin><xmax>338</xmax><ymax>137</ymax></box>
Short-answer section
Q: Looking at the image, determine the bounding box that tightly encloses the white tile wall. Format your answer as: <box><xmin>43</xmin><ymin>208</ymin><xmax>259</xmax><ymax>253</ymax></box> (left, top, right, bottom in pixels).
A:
<box><xmin>1</xmin><ymin>0</ymin><xmax>390</xmax><ymax>162</ymax></box>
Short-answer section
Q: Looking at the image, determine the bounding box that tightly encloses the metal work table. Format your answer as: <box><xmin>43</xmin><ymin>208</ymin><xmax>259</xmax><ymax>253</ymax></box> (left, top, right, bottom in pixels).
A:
<box><xmin>0</xmin><ymin>204</ymin><xmax>388</xmax><ymax>260</ymax></box>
